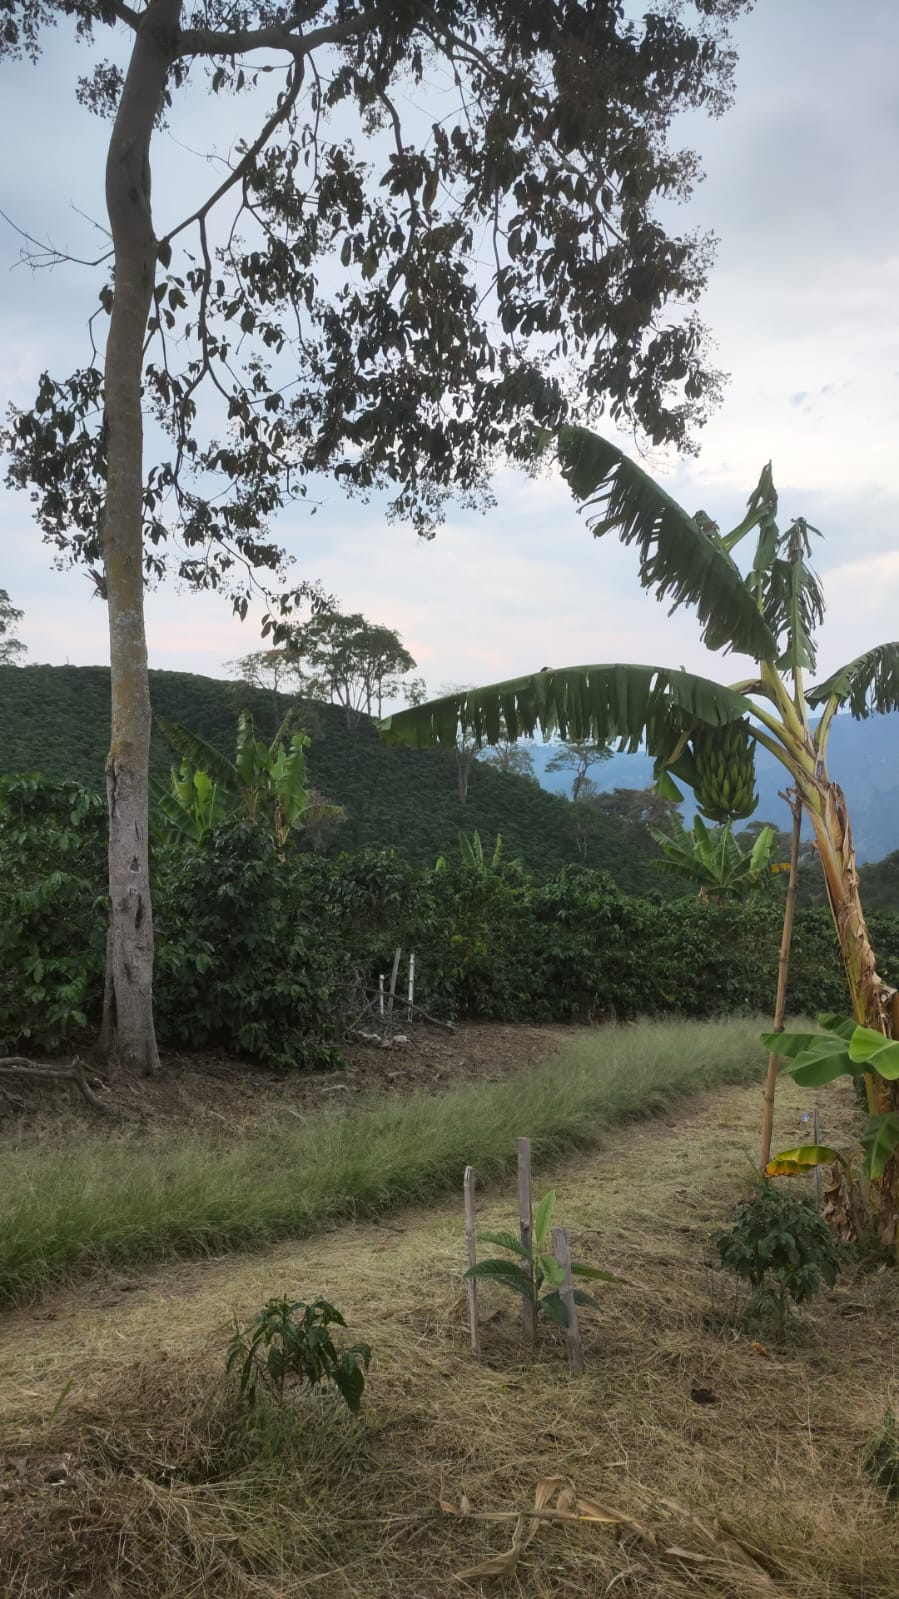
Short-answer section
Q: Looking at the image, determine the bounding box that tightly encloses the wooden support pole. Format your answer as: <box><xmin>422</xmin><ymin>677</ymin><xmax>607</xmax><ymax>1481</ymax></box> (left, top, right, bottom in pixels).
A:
<box><xmin>551</xmin><ymin>1227</ymin><xmax>585</xmax><ymax>1376</ymax></box>
<box><xmin>387</xmin><ymin>947</ymin><xmax>402</xmax><ymax>1020</ymax></box>
<box><xmin>464</xmin><ymin>1165</ymin><xmax>480</xmax><ymax>1357</ymax></box>
<box><xmin>813</xmin><ymin>1107</ymin><xmax>823</xmax><ymax>1211</ymax></box>
<box><xmin>517</xmin><ymin>1137</ymin><xmax>536</xmax><ymax>1350</ymax></box>
<box><xmin>760</xmin><ymin>792</ymin><xmax>803</xmax><ymax>1168</ymax></box>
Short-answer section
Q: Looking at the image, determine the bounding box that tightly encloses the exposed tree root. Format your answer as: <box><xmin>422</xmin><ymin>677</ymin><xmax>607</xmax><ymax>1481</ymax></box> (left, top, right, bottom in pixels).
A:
<box><xmin>0</xmin><ymin>1057</ymin><xmax>118</xmax><ymax>1116</ymax></box>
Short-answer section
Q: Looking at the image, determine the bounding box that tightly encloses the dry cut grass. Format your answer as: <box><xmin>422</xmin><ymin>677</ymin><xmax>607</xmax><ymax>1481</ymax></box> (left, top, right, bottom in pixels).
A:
<box><xmin>2</xmin><ymin>1065</ymin><xmax>898</xmax><ymax>1599</ymax></box>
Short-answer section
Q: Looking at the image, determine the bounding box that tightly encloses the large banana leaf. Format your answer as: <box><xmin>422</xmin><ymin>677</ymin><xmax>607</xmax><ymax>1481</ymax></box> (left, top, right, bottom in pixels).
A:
<box><xmin>379</xmin><ymin>663</ymin><xmax>752</xmax><ymax>751</ymax></box>
<box><xmin>556</xmin><ymin>426</ymin><xmax>779</xmax><ymax>661</ymax></box>
<box><xmin>807</xmin><ymin>642</ymin><xmax>899</xmax><ymax>717</ymax></box>
<box><xmin>156</xmin><ymin>717</ymin><xmax>238</xmax><ymax>789</ymax></box>
<box><xmin>750</xmin><ymin>518</ymin><xmax>824</xmax><ymax>675</ymax></box>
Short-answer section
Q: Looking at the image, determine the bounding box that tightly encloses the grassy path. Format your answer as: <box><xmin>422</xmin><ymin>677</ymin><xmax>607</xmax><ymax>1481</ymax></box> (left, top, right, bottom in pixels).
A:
<box><xmin>2</xmin><ymin>1063</ymin><xmax>896</xmax><ymax>1599</ymax></box>
<box><xmin>0</xmin><ymin>1016</ymin><xmax>767</xmax><ymax>1305</ymax></box>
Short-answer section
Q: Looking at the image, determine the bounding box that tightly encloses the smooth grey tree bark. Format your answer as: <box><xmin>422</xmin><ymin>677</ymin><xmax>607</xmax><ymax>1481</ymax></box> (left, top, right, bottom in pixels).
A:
<box><xmin>102</xmin><ymin>0</ymin><xmax>181</xmax><ymax>1073</ymax></box>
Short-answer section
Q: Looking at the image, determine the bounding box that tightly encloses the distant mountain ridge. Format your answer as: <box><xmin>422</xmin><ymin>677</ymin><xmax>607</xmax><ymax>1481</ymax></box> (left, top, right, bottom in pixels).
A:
<box><xmin>528</xmin><ymin>712</ymin><xmax>899</xmax><ymax>864</ymax></box>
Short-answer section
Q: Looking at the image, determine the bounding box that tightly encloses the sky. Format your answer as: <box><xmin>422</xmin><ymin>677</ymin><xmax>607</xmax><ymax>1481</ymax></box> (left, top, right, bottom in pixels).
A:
<box><xmin>1</xmin><ymin>0</ymin><xmax>898</xmax><ymax>699</ymax></box>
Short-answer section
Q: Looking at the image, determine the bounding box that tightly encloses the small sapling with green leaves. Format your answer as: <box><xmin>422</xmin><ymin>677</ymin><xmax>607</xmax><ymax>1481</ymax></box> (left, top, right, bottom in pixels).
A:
<box><xmin>227</xmin><ymin>1297</ymin><xmax>371</xmax><ymax>1412</ymax></box>
<box><xmin>465</xmin><ymin>1190</ymin><xmax>622</xmax><ymax>1328</ymax></box>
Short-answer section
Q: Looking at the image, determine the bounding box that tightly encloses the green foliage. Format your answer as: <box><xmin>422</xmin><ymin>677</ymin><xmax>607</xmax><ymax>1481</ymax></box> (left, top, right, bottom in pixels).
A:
<box><xmin>765</xmin><ymin>1014</ymin><xmax>899</xmax><ymax>1183</ymax></box>
<box><xmin>466</xmin><ymin>1189</ymin><xmax>621</xmax><ymax>1329</ymax></box>
<box><xmin>713</xmin><ymin>1184</ymin><xmax>839</xmax><ymax>1333</ymax></box>
<box><xmin>0</xmin><ymin>665</ymin><xmax>671</xmax><ymax>892</ymax></box>
<box><xmin>5</xmin><ymin>755</ymin><xmax>899</xmax><ymax>1062</ymax></box>
<box><xmin>862</xmin><ymin>1412</ymin><xmax>899</xmax><ymax>1507</ymax></box>
<box><xmin>381</xmin><ymin>663</ymin><xmax>753</xmax><ymax>760</ymax></box>
<box><xmin>650</xmin><ymin>815</ymin><xmax>777</xmax><ymax>904</ymax></box>
<box><xmin>156</xmin><ymin>708</ymin><xmax>339</xmax><ymax>848</ymax></box>
<box><xmin>555</xmin><ymin>426</ymin><xmax>778</xmax><ymax>661</ymax></box>
<box><xmin>153</xmin><ymin>824</ymin><xmax>341</xmax><ymax>1069</ymax></box>
<box><xmin>0</xmin><ymin>588</ymin><xmax>25</xmax><ymax>665</ymax></box>
<box><xmin>288</xmin><ymin>611</ymin><xmax>416</xmax><ymax>726</ymax></box>
<box><xmin>227</xmin><ymin>1296</ymin><xmax>371</xmax><ymax>1413</ymax></box>
<box><xmin>0</xmin><ymin>774</ymin><xmax>106</xmax><ymax>1051</ymax></box>
<box><xmin>4</xmin><ymin>3</ymin><xmax>746</xmax><ymax>591</ymax></box>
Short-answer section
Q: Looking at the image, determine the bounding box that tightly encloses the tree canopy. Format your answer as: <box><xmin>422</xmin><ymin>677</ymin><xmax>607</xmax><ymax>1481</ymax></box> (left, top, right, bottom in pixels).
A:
<box><xmin>3</xmin><ymin>0</ymin><xmax>752</xmax><ymax>624</ymax></box>
<box><xmin>0</xmin><ymin>589</ymin><xmax>25</xmax><ymax>665</ymax></box>
<box><xmin>0</xmin><ymin>0</ymin><xmax>754</xmax><ymax>1071</ymax></box>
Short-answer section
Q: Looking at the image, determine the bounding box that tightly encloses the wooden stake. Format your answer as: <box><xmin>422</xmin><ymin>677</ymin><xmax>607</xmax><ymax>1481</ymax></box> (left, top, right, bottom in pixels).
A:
<box><xmin>387</xmin><ymin>946</ymin><xmax>402</xmax><ymax>1020</ymax></box>
<box><xmin>464</xmin><ymin>1165</ymin><xmax>480</xmax><ymax>1356</ymax></box>
<box><xmin>760</xmin><ymin>792</ymin><xmax>803</xmax><ymax>1168</ymax></box>
<box><xmin>551</xmin><ymin>1227</ymin><xmax>585</xmax><ymax>1376</ymax></box>
<box><xmin>517</xmin><ymin>1137</ymin><xmax>536</xmax><ymax>1349</ymax></box>
<box><xmin>813</xmin><ymin>1107</ymin><xmax>823</xmax><ymax>1210</ymax></box>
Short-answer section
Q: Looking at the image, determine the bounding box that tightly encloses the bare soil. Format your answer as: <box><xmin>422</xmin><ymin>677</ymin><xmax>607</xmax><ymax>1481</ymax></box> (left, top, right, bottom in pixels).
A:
<box><xmin>0</xmin><ymin>1020</ymin><xmax>576</xmax><ymax>1147</ymax></box>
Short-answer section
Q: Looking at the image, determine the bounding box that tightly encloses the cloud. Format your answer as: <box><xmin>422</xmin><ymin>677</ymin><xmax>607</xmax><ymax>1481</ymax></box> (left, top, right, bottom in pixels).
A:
<box><xmin>2</xmin><ymin>0</ymin><xmax>899</xmax><ymax>702</ymax></box>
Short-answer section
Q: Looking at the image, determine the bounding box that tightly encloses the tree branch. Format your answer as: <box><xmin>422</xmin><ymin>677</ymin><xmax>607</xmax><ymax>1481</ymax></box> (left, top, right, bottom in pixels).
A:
<box><xmin>161</xmin><ymin>64</ymin><xmax>303</xmax><ymax>246</ymax></box>
<box><xmin>175</xmin><ymin>6</ymin><xmax>385</xmax><ymax>62</ymax></box>
<box><xmin>0</xmin><ymin>207</ymin><xmax>114</xmax><ymax>271</ymax></box>
<box><xmin>108</xmin><ymin>0</ymin><xmax>142</xmax><ymax>28</ymax></box>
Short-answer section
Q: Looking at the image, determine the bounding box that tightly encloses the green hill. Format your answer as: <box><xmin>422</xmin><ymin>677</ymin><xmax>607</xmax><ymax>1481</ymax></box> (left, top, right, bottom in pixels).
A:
<box><xmin>0</xmin><ymin>664</ymin><xmax>668</xmax><ymax>892</ymax></box>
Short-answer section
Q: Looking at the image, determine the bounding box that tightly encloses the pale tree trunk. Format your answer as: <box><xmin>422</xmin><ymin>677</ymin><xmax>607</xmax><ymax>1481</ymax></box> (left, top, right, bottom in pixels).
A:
<box><xmin>102</xmin><ymin>0</ymin><xmax>180</xmax><ymax>1073</ymax></box>
<box><xmin>455</xmin><ymin>746</ymin><xmax>474</xmax><ymax>804</ymax></box>
<box><xmin>803</xmin><ymin>774</ymin><xmax>899</xmax><ymax>1240</ymax></box>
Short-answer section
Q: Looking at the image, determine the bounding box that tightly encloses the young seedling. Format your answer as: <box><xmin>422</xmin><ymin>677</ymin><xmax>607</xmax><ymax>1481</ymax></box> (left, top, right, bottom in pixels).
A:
<box><xmin>227</xmin><ymin>1296</ymin><xmax>371</xmax><ymax>1412</ymax></box>
<box><xmin>464</xmin><ymin>1191</ymin><xmax>621</xmax><ymax>1330</ymax></box>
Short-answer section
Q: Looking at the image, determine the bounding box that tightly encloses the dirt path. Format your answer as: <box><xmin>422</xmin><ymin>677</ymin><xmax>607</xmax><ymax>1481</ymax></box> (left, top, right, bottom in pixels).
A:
<box><xmin>3</xmin><ymin>1069</ymin><xmax>899</xmax><ymax>1598</ymax></box>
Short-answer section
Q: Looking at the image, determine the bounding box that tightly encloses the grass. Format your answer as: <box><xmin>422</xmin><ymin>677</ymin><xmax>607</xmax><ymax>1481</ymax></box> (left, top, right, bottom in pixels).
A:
<box><xmin>2</xmin><ymin>1068</ymin><xmax>897</xmax><ymax>1599</ymax></box>
<box><xmin>0</xmin><ymin>1016</ymin><xmax>767</xmax><ymax>1305</ymax></box>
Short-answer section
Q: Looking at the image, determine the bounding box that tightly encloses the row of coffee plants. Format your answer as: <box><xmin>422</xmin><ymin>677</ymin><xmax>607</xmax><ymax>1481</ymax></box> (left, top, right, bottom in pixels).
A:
<box><xmin>4</xmin><ymin>773</ymin><xmax>899</xmax><ymax>1066</ymax></box>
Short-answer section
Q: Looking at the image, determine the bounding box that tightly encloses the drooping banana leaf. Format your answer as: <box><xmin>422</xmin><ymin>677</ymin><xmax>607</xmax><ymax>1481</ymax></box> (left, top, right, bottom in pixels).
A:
<box><xmin>156</xmin><ymin>716</ymin><xmax>238</xmax><ymax>790</ymax></box>
<box><xmin>556</xmin><ymin>426</ymin><xmax>779</xmax><ymax>661</ymax></box>
<box><xmin>379</xmin><ymin>664</ymin><xmax>753</xmax><ymax>752</ymax></box>
<box><xmin>807</xmin><ymin>642</ymin><xmax>899</xmax><ymax>717</ymax></box>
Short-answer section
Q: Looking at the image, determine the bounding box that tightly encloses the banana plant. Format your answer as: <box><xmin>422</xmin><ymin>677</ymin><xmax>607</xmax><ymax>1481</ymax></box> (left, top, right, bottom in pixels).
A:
<box><xmin>650</xmin><ymin>815</ymin><xmax>779</xmax><ymax>905</ymax></box>
<box><xmin>155</xmin><ymin>710</ymin><xmax>339</xmax><ymax>848</ymax></box>
<box><xmin>379</xmin><ymin>425</ymin><xmax>899</xmax><ymax>1233</ymax></box>
<box><xmin>762</xmin><ymin>1014</ymin><xmax>899</xmax><ymax>1239</ymax></box>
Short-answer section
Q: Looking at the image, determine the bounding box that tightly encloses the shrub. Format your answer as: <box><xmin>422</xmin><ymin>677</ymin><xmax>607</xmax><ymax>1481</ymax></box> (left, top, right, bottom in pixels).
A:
<box><xmin>0</xmin><ymin>775</ymin><xmax>107</xmax><ymax>1051</ymax></box>
<box><xmin>153</xmin><ymin>824</ymin><xmax>344</xmax><ymax>1068</ymax></box>
<box><xmin>713</xmin><ymin>1182</ymin><xmax>839</xmax><ymax>1334</ymax></box>
<box><xmin>227</xmin><ymin>1296</ymin><xmax>371</xmax><ymax>1412</ymax></box>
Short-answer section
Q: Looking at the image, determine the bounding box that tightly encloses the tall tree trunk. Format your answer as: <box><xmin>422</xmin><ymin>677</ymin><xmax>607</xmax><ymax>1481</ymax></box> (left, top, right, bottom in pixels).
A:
<box><xmin>102</xmin><ymin>0</ymin><xmax>179</xmax><ymax>1074</ymax></box>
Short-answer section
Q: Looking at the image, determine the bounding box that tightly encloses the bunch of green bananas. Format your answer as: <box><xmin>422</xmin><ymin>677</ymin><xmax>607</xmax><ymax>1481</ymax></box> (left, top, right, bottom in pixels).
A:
<box><xmin>690</xmin><ymin>719</ymin><xmax>757</xmax><ymax>822</ymax></box>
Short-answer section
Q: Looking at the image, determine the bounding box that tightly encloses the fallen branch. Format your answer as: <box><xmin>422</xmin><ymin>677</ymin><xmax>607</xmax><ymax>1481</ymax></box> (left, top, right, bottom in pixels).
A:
<box><xmin>0</xmin><ymin>1056</ymin><xmax>118</xmax><ymax>1116</ymax></box>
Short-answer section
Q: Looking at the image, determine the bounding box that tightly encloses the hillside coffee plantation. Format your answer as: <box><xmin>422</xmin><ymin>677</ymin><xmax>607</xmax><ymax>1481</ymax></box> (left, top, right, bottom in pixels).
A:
<box><xmin>3</xmin><ymin>1</ymin><xmax>899</xmax><ymax>1597</ymax></box>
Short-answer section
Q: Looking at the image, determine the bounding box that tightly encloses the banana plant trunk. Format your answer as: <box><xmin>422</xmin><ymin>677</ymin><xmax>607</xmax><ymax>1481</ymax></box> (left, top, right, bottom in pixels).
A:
<box><xmin>802</xmin><ymin>770</ymin><xmax>899</xmax><ymax>1237</ymax></box>
<box><xmin>101</xmin><ymin>2</ymin><xmax>179</xmax><ymax>1073</ymax></box>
